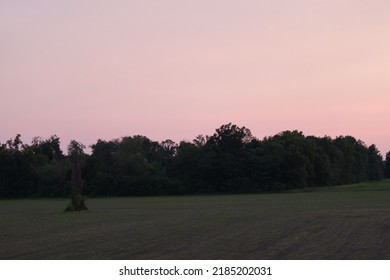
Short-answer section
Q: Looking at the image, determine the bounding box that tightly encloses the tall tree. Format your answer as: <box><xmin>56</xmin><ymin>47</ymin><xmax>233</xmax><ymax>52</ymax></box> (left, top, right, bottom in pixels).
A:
<box><xmin>207</xmin><ymin>123</ymin><xmax>254</xmax><ymax>152</ymax></box>
<box><xmin>28</xmin><ymin>135</ymin><xmax>66</xmax><ymax>196</ymax></box>
<box><xmin>65</xmin><ymin>140</ymin><xmax>87</xmax><ymax>211</ymax></box>
<box><xmin>367</xmin><ymin>144</ymin><xmax>384</xmax><ymax>180</ymax></box>
<box><xmin>384</xmin><ymin>151</ymin><xmax>390</xmax><ymax>179</ymax></box>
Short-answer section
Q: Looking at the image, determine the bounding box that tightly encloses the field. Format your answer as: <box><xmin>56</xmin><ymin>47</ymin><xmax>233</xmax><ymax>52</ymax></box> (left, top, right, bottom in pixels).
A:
<box><xmin>1</xmin><ymin>180</ymin><xmax>390</xmax><ymax>259</ymax></box>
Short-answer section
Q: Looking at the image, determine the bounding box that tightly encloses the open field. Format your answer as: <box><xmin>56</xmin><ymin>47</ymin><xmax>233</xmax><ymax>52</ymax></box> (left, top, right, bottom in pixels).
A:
<box><xmin>1</xmin><ymin>180</ymin><xmax>390</xmax><ymax>259</ymax></box>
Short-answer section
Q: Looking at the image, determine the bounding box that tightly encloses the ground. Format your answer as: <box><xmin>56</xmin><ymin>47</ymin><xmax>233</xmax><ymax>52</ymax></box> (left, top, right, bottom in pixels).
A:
<box><xmin>1</xmin><ymin>180</ymin><xmax>390</xmax><ymax>259</ymax></box>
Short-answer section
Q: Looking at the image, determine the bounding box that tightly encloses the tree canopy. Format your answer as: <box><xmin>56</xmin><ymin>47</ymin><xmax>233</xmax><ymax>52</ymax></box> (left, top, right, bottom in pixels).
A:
<box><xmin>0</xmin><ymin>123</ymin><xmax>388</xmax><ymax>198</ymax></box>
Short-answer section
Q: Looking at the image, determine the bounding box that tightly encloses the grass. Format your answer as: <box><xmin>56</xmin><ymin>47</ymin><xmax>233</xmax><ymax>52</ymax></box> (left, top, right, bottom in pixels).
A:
<box><xmin>1</xmin><ymin>180</ymin><xmax>390</xmax><ymax>259</ymax></box>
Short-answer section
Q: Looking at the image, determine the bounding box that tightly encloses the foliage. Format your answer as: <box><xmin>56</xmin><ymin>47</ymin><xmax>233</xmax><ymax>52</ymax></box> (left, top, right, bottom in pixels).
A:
<box><xmin>0</xmin><ymin>124</ymin><xmax>387</xmax><ymax>197</ymax></box>
<box><xmin>385</xmin><ymin>151</ymin><xmax>390</xmax><ymax>179</ymax></box>
<box><xmin>66</xmin><ymin>140</ymin><xmax>87</xmax><ymax>211</ymax></box>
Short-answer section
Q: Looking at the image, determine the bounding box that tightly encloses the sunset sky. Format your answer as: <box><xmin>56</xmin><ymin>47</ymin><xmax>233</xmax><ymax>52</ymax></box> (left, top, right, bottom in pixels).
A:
<box><xmin>1</xmin><ymin>0</ymin><xmax>390</xmax><ymax>155</ymax></box>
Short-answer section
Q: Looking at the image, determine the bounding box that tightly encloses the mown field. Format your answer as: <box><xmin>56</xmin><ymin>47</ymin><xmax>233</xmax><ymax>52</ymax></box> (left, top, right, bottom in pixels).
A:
<box><xmin>1</xmin><ymin>180</ymin><xmax>390</xmax><ymax>259</ymax></box>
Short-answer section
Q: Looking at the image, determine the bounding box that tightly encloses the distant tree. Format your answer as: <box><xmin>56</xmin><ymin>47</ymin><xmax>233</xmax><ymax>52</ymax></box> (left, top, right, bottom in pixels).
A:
<box><xmin>84</xmin><ymin>135</ymin><xmax>177</xmax><ymax>196</ymax></box>
<box><xmin>28</xmin><ymin>135</ymin><xmax>66</xmax><ymax>197</ymax></box>
<box><xmin>271</xmin><ymin>131</ymin><xmax>311</xmax><ymax>188</ymax></box>
<box><xmin>65</xmin><ymin>140</ymin><xmax>87</xmax><ymax>211</ymax></box>
<box><xmin>367</xmin><ymin>145</ymin><xmax>384</xmax><ymax>180</ymax></box>
<box><xmin>202</xmin><ymin>124</ymin><xmax>255</xmax><ymax>191</ymax></box>
<box><xmin>5</xmin><ymin>134</ymin><xmax>25</xmax><ymax>153</ymax></box>
<box><xmin>312</xmin><ymin>145</ymin><xmax>332</xmax><ymax>186</ymax></box>
<box><xmin>384</xmin><ymin>151</ymin><xmax>390</xmax><ymax>179</ymax></box>
<box><xmin>207</xmin><ymin>123</ymin><xmax>254</xmax><ymax>153</ymax></box>
<box><xmin>84</xmin><ymin>139</ymin><xmax>118</xmax><ymax>196</ymax></box>
<box><xmin>333</xmin><ymin>136</ymin><xmax>369</xmax><ymax>184</ymax></box>
<box><xmin>30</xmin><ymin>135</ymin><xmax>64</xmax><ymax>161</ymax></box>
<box><xmin>0</xmin><ymin>134</ymin><xmax>39</xmax><ymax>197</ymax></box>
<box><xmin>1</xmin><ymin>124</ymin><xmax>388</xmax><ymax>198</ymax></box>
<box><xmin>170</xmin><ymin>140</ymin><xmax>202</xmax><ymax>192</ymax></box>
<box><xmin>257</xmin><ymin>139</ymin><xmax>285</xmax><ymax>190</ymax></box>
<box><xmin>193</xmin><ymin>135</ymin><xmax>207</xmax><ymax>148</ymax></box>
<box><xmin>160</xmin><ymin>139</ymin><xmax>177</xmax><ymax>158</ymax></box>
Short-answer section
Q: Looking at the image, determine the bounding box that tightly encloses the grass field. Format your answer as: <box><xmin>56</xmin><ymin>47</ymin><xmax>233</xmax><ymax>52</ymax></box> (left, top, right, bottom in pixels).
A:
<box><xmin>1</xmin><ymin>180</ymin><xmax>390</xmax><ymax>259</ymax></box>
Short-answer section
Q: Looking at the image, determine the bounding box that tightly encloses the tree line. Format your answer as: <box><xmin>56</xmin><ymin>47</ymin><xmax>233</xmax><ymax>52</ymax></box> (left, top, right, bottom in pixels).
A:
<box><xmin>1</xmin><ymin>123</ymin><xmax>390</xmax><ymax>198</ymax></box>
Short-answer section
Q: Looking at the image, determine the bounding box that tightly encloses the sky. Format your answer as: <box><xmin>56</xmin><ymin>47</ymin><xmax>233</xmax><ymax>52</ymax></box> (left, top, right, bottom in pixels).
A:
<box><xmin>1</xmin><ymin>0</ymin><xmax>390</xmax><ymax>156</ymax></box>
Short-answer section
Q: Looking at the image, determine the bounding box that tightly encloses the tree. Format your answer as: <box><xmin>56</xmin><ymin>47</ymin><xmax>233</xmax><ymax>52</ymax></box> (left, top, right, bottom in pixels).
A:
<box><xmin>160</xmin><ymin>139</ymin><xmax>177</xmax><ymax>160</ymax></box>
<box><xmin>333</xmin><ymin>136</ymin><xmax>368</xmax><ymax>184</ymax></box>
<box><xmin>0</xmin><ymin>134</ymin><xmax>39</xmax><ymax>197</ymax></box>
<box><xmin>207</xmin><ymin>123</ymin><xmax>254</xmax><ymax>153</ymax></box>
<box><xmin>270</xmin><ymin>131</ymin><xmax>310</xmax><ymax>188</ymax></box>
<box><xmin>367</xmin><ymin>145</ymin><xmax>384</xmax><ymax>180</ymax></box>
<box><xmin>193</xmin><ymin>135</ymin><xmax>207</xmax><ymax>148</ymax></box>
<box><xmin>200</xmin><ymin>124</ymin><xmax>256</xmax><ymax>191</ymax></box>
<box><xmin>384</xmin><ymin>151</ymin><xmax>390</xmax><ymax>179</ymax></box>
<box><xmin>30</xmin><ymin>135</ymin><xmax>64</xmax><ymax>161</ymax></box>
<box><xmin>65</xmin><ymin>140</ymin><xmax>87</xmax><ymax>211</ymax></box>
<box><xmin>29</xmin><ymin>135</ymin><xmax>66</xmax><ymax>196</ymax></box>
<box><xmin>5</xmin><ymin>134</ymin><xmax>25</xmax><ymax>153</ymax></box>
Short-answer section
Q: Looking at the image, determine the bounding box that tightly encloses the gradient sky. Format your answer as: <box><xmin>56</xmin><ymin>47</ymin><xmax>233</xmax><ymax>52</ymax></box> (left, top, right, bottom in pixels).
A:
<box><xmin>1</xmin><ymin>0</ymin><xmax>390</xmax><ymax>155</ymax></box>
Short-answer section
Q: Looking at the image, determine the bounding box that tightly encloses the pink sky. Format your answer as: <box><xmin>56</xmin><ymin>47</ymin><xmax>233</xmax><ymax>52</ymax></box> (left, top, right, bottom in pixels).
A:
<box><xmin>1</xmin><ymin>0</ymin><xmax>390</xmax><ymax>156</ymax></box>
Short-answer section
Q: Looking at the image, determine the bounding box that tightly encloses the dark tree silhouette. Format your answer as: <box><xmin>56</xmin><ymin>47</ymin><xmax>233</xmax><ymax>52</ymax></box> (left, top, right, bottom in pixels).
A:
<box><xmin>385</xmin><ymin>151</ymin><xmax>390</xmax><ymax>179</ymax></box>
<box><xmin>0</xmin><ymin>125</ymin><xmax>387</xmax><ymax>198</ymax></box>
<box><xmin>367</xmin><ymin>145</ymin><xmax>384</xmax><ymax>180</ymax></box>
<box><xmin>65</xmin><ymin>140</ymin><xmax>87</xmax><ymax>211</ymax></box>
